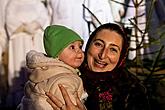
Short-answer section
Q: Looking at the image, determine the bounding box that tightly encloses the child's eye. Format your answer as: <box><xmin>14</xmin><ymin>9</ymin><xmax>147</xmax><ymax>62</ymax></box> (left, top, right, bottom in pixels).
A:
<box><xmin>69</xmin><ymin>45</ymin><xmax>75</xmax><ymax>49</ymax></box>
<box><xmin>79</xmin><ymin>44</ymin><xmax>83</xmax><ymax>49</ymax></box>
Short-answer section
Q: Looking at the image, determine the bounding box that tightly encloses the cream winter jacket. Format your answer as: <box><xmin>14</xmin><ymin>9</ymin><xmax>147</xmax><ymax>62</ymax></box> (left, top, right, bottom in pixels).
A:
<box><xmin>19</xmin><ymin>50</ymin><xmax>87</xmax><ymax>110</ymax></box>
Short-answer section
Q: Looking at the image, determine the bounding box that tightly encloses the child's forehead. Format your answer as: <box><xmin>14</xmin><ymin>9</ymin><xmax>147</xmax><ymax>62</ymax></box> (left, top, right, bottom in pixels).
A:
<box><xmin>68</xmin><ymin>40</ymin><xmax>83</xmax><ymax>45</ymax></box>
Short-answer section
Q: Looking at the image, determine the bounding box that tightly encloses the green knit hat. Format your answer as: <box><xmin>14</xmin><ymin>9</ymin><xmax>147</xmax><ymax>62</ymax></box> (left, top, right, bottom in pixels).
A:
<box><xmin>44</xmin><ymin>25</ymin><xmax>83</xmax><ymax>58</ymax></box>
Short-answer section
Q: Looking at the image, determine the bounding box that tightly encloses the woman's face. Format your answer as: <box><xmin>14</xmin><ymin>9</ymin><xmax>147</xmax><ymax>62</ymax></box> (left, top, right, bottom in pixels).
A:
<box><xmin>87</xmin><ymin>29</ymin><xmax>123</xmax><ymax>72</ymax></box>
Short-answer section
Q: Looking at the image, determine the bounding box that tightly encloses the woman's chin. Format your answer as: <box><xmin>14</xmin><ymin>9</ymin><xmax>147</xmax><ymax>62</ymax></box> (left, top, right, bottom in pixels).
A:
<box><xmin>92</xmin><ymin>65</ymin><xmax>114</xmax><ymax>72</ymax></box>
<box><xmin>92</xmin><ymin>67</ymin><xmax>106</xmax><ymax>72</ymax></box>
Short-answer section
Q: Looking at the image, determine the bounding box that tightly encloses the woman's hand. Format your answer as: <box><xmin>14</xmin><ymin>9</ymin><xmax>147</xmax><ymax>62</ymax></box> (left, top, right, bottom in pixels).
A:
<box><xmin>46</xmin><ymin>84</ymin><xmax>86</xmax><ymax>110</ymax></box>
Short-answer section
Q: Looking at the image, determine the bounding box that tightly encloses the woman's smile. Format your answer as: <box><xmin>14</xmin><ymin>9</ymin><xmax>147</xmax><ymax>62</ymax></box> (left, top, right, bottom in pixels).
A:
<box><xmin>94</xmin><ymin>58</ymin><xmax>108</xmax><ymax>68</ymax></box>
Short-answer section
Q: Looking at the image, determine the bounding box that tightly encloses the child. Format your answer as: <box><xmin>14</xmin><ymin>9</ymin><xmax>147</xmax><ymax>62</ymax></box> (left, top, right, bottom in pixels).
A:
<box><xmin>18</xmin><ymin>25</ymin><xmax>88</xmax><ymax>110</ymax></box>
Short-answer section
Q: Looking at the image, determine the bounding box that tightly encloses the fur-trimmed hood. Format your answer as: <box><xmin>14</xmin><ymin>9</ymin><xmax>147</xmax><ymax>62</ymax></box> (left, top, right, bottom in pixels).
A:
<box><xmin>26</xmin><ymin>50</ymin><xmax>80</xmax><ymax>83</ymax></box>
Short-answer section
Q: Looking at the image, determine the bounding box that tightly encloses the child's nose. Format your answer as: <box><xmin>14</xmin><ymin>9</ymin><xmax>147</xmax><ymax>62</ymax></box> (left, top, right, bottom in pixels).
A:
<box><xmin>76</xmin><ymin>48</ymin><xmax>83</xmax><ymax>56</ymax></box>
<box><xmin>75</xmin><ymin>48</ymin><xmax>82</xmax><ymax>53</ymax></box>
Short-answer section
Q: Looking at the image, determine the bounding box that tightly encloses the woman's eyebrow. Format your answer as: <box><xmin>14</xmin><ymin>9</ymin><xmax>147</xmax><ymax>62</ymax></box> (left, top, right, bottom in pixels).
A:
<box><xmin>93</xmin><ymin>39</ymin><xmax>121</xmax><ymax>51</ymax></box>
<box><xmin>93</xmin><ymin>39</ymin><xmax>104</xmax><ymax>43</ymax></box>
<box><xmin>110</xmin><ymin>44</ymin><xmax>121</xmax><ymax>51</ymax></box>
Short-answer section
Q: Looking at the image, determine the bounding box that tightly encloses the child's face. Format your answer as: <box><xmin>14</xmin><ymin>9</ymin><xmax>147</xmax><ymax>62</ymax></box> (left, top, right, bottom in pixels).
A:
<box><xmin>59</xmin><ymin>41</ymin><xmax>84</xmax><ymax>68</ymax></box>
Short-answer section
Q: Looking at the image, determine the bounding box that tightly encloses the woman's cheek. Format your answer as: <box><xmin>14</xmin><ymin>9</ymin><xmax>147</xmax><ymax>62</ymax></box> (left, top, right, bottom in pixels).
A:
<box><xmin>87</xmin><ymin>50</ymin><xmax>94</xmax><ymax>62</ymax></box>
<box><xmin>88</xmin><ymin>47</ymin><xmax>98</xmax><ymax>57</ymax></box>
<box><xmin>110</xmin><ymin>54</ymin><xmax>120</xmax><ymax>64</ymax></box>
<box><xmin>87</xmin><ymin>54</ymin><xmax>94</xmax><ymax>69</ymax></box>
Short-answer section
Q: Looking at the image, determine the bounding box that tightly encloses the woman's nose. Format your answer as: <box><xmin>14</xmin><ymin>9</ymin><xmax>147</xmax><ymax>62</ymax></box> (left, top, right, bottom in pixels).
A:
<box><xmin>98</xmin><ymin>48</ymin><xmax>107</xmax><ymax>59</ymax></box>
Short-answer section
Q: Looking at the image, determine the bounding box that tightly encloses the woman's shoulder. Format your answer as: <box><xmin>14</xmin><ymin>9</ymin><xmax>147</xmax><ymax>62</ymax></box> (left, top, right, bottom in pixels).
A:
<box><xmin>114</xmin><ymin>69</ymin><xmax>149</xmax><ymax>110</ymax></box>
<box><xmin>116</xmin><ymin>68</ymin><xmax>146</xmax><ymax>92</ymax></box>
<box><xmin>118</xmin><ymin>68</ymin><xmax>140</xmax><ymax>81</ymax></box>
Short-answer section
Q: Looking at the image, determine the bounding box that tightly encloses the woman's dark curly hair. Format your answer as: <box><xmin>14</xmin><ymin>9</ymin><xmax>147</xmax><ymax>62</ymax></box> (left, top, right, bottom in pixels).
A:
<box><xmin>84</xmin><ymin>23</ymin><xmax>129</xmax><ymax>69</ymax></box>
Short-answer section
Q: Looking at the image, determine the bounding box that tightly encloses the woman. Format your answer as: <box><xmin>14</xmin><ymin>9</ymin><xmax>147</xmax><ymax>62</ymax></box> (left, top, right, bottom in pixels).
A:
<box><xmin>46</xmin><ymin>23</ymin><xmax>149</xmax><ymax>110</ymax></box>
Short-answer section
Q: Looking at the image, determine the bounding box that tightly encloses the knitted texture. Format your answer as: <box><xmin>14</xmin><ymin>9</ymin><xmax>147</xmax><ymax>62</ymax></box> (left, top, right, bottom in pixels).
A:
<box><xmin>44</xmin><ymin>25</ymin><xmax>83</xmax><ymax>58</ymax></box>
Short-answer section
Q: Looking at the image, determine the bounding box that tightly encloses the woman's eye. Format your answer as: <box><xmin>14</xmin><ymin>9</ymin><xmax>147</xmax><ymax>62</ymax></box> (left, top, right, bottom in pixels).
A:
<box><xmin>94</xmin><ymin>42</ymin><xmax>103</xmax><ymax>47</ymax></box>
<box><xmin>110</xmin><ymin>48</ymin><xmax>117</xmax><ymax>53</ymax></box>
